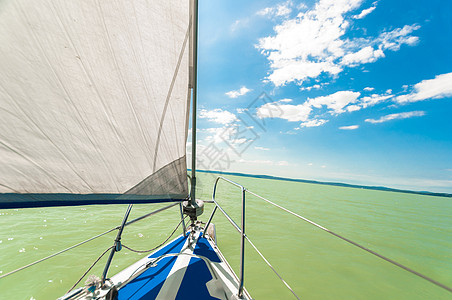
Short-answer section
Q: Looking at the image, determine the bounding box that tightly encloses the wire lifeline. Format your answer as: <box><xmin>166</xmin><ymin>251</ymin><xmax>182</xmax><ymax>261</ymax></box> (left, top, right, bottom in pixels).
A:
<box><xmin>0</xmin><ymin>203</ymin><xmax>179</xmax><ymax>280</ymax></box>
<box><xmin>245</xmin><ymin>235</ymin><xmax>301</xmax><ymax>300</ymax></box>
<box><xmin>67</xmin><ymin>246</ymin><xmax>115</xmax><ymax>293</ymax></box>
<box><xmin>246</xmin><ymin>190</ymin><xmax>452</xmax><ymax>294</ymax></box>
<box><xmin>209</xmin><ymin>176</ymin><xmax>296</xmax><ymax>299</ymax></box>
<box><xmin>0</xmin><ymin>227</ymin><xmax>118</xmax><ymax>280</ymax></box>
<box><xmin>67</xmin><ymin>216</ymin><xmax>188</xmax><ymax>293</ymax></box>
<box><xmin>122</xmin><ymin>216</ymin><xmax>188</xmax><ymax>254</ymax></box>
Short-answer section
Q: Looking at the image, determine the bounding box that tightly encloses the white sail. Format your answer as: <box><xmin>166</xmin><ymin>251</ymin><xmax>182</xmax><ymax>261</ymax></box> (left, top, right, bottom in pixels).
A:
<box><xmin>0</xmin><ymin>0</ymin><xmax>190</xmax><ymax>207</ymax></box>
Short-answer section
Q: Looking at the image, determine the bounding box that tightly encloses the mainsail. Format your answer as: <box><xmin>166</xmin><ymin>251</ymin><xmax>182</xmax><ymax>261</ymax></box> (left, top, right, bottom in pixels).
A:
<box><xmin>0</xmin><ymin>0</ymin><xmax>191</xmax><ymax>208</ymax></box>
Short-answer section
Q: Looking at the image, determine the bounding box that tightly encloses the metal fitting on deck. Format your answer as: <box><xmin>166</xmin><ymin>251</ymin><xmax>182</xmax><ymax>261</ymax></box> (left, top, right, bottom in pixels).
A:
<box><xmin>182</xmin><ymin>199</ymin><xmax>204</xmax><ymax>221</ymax></box>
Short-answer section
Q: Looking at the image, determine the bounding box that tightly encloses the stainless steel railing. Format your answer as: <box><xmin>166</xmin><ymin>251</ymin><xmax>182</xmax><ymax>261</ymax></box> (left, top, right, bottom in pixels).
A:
<box><xmin>203</xmin><ymin>176</ymin><xmax>246</xmax><ymax>297</ymax></box>
<box><xmin>203</xmin><ymin>175</ymin><xmax>452</xmax><ymax>298</ymax></box>
<box><xmin>102</xmin><ymin>201</ymin><xmax>187</xmax><ymax>283</ymax></box>
<box><xmin>203</xmin><ymin>176</ymin><xmax>301</xmax><ymax>300</ymax></box>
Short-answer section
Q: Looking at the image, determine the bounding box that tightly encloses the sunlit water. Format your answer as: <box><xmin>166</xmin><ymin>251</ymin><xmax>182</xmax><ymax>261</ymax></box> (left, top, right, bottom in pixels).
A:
<box><xmin>0</xmin><ymin>172</ymin><xmax>451</xmax><ymax>299</ymax></box>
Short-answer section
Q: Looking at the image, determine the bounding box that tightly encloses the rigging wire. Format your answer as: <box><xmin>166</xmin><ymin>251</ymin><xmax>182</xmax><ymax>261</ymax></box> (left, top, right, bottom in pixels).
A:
<box><xmin>246</xmin><ymin>190</ymin><xmax>452</xmax><ymax>294</ymax></box>
<box><xmin>66</xmin><ymin>216</ymin><xmax>188</xmax><ymax>293</ymax></box>
<box><xmin>122</xmin><ymin>216</ymin><xmax>188</xmax><ymax>253</ymax></box>
<box><xmin>67</xmin><ymin>246</ymin><xmax>114</xmax><ymax>293</ymax></box>
<box><xmin>245</xmin><ymin>235</ymin><xmax>301</xmax><ymax>300</ymax></box>
<box><xmin>0</xmin><ymin>227</ymin><xmax>118</xmax><ymax>280</ymax></box>
<box><xmin>0</xmin><ymin>203</ymin><xmax>179</xmax><ymax>280</ymax></box>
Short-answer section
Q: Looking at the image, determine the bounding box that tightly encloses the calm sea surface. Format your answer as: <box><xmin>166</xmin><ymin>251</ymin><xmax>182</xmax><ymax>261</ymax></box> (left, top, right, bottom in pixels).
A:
<box><xmin>0</xmin><ymin>172</ymin><xmax>451</xmax><ymax>299</ymax></box>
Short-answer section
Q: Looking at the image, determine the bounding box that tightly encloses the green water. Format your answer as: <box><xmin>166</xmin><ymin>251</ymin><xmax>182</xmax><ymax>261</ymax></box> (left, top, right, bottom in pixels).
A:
<box><xmin>1</xmin><ymin>172</ymin><xmax>451</xmax><ymax>299</ymax></box>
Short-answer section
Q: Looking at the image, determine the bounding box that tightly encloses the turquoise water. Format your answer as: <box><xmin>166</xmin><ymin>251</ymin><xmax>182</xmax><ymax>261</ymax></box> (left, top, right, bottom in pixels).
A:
<box><xmin>0</xmin><ymin>172</ymin><xmax>451</xmax><ymax>299</ymax></box>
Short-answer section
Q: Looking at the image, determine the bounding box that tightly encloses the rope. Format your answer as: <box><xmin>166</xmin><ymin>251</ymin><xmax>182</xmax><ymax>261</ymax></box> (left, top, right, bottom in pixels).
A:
<box><xmin>123</xmin><ymin>216</ymin><xmax>187</xmax><ymax>254</ymax></box>
<box><xmin>246</xmin><ymin>190</ymin><xmax>452</xmax><ymax>294</ymax></box>
<box><xmin>67</xmin><ymin>246</ymin><xmax>114</xmax><ymax>293</ymax></box>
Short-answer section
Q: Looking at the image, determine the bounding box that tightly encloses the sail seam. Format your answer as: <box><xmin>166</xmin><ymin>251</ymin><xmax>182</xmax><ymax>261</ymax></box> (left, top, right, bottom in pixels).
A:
<box><xmin>96</xmin><ymin>0</ymin><xmax>155</xmax><ymax>170</ymax></box>
<box><xmin>151</xmin><ymin>23</ymin><xmax>191</xmax><ymax>173</ymax></box>
<box><xmin>48</xmin><ymin>0</ymin><xmax>127</xmax><ymax>190</ymax></box>
<box><xmin>4</xmin><ymin>2</ymin><xmax>99</xmax><ymax>191</ymax></box>
<box><xmin>0</xmin><ymin>139</ymin><xmax>72</xmax><ymax>193</ymax></box>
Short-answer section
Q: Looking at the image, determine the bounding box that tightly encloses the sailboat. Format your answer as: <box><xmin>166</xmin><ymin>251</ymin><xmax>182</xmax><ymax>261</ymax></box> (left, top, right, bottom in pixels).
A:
<box><xmin>0</xmin><ymin>0</ymin><xmax>257</xmax><ymax>298</ymax></box>
<box><xmin>2</xmin><ymin>0</ymin><xmax>452</xmax><ymax>299</ymax></box>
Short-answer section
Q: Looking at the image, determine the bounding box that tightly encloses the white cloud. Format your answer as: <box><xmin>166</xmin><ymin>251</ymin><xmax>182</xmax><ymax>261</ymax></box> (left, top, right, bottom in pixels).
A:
<box><xmin>300</xmin><ymin>119</ymin><xmax>328</xmax><ymax>128</ymax></box>
<box><xmin>238</xmin><ymin>159</ymin><xmax>289</xmax><ymax>166</ymax></box>
<box><xmin>199</xmin><ymin>109</ymin><xmax>237</xmax><ymax>124</ymax></box>
<box><xmin>257</xmin><ymin>7</ymin><xmax>273</xmax><ymax>17</ymax></box>
<box><xmin>257</xmin><ymin>0</ymin><xmax>420</xmax><ymax>86</ymax></box>
<box><xmin>254</xmin><ymin>146</ymin><xmax>270</xmax><ymax>151</ymax></box>
<box><xmin>365</xmin><ymin>111</ymin><xmax>425</xmax><ymax>124</ymax></box>
<box><xmin>226</xmin><ymin>86</ymin><xmax>252</xmax><ymax>98</ymax></box>
<box><xmin>395</xmin><ymin>72</ymin><xmax>452</xmax><ymax>103</ymax></box>
<box><xmin>359</xmin><ymin>93</ymin><xmax>392</xmax><ymax>108</ymax></box>
<box><xmin>238</xmin><ymin>159</ymin><xmax>272</xmax><ymax>165</ymax></box>
<box><xmin>346</xmin><ymin>105</ymin><xmax>361</xmax><ymax>112</ymax></box>
<box><xmin>342</xmin><ymin>91</ymin><xmax>393</xmax><ymax>112</ymax></box>
<box><xmin>377</xmin><ymin>25</ymin><xmax>420</xmax><ymax>51</ymax></box>
<box><xmin>353</xmin><ymin>4</ymin><xmax>376</xmax><ymax>19</ymax></box>
<box><xmin>230</xmin><ymin>18</ymin><xmax>250</xmax><ymax>33</ymax></box>
<box><xmin>200</xmin><ymin>124</ymin><xmax>252</xmax><ymax>146</ymax></box>
<box><xmin>279</xmin><ymin>98</ymin><xmax>293</xmax><ymax>103</ymax></box>
<box><xmin>363</xmin><ymin>87</ymin><xmax>375</xmax><ymax>91</ymax></box>
<box><xmin>339</xmin><ymin>125</ymin><xmax>359</xmax><ymax>130</ymax></box>
<box><xmin>267</xmin><ymin>60</ymin><xmax>342</xmax><ymax>87</ymax></box>
<box><xmin>200</xmin><ymin>127</ymin><xmax>228</xmax><ymax>144</ymax></box>
<box><xmin>257</xmin><ymin>1</ymin><xmax>293</xmax><ymax>18</ymax></box>
<box><xmin>300</xmin><ymin>84</ymin><xmax>322</xmax><ymax>91</ymax></box>
<box><xmin>230</xmin><ymin>138</ymin><xmax>248</xmax><ymax>145</ymax></box>
<box><xmin>257</xmin><ymin>101</ymin><xmax>312</xmax><ymax>121</ymax></box>
<box><xmin>254</xmin><ymin>83</ymin><xmax>426</xmax><ymax>130</ymax></box>
<box><xmin>256</xmin><ymin>90</ymin><xmax>359</xmax><ymax>129</ymax></box>
<box><xmin>341</xmin><ymin>46</ymin><xmax>385</xmax><ymax>66</ymax></box>
<box><xmin>308</xmin><ymin>91</ymin><xmax>361</xmax><ymax>114</ymax></box>
<box><xmin>344</xmin><ymin>25</ymin><xmax>420</xmax><ymax>52</ymax></box>
<box><xmin>297</xmin><ymin>3</ymin><xmax>308</xmax><ymax>10</ymax></box>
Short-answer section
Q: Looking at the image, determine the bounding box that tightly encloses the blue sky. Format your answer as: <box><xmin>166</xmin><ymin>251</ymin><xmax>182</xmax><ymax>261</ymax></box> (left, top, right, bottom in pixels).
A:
<box><xmin>190</xmin><ymin>0</ymin><xmax>452</xmax><ymax>193</ymax></box>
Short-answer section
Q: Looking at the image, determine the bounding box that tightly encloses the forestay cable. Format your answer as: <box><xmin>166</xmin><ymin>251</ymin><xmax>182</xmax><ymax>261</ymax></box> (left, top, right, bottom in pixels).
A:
<box><xmin>246</xmin><ymin>190</ymin><xmax>452</xmax><ymax>294</ymax></box>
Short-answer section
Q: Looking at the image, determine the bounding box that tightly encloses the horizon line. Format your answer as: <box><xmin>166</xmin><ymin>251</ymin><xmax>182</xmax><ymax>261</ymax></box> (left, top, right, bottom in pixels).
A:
<box><xmin>188</xmin><ymin>169</ymin><xmax>452</xmax><ymax>198</ymax></box>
